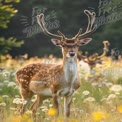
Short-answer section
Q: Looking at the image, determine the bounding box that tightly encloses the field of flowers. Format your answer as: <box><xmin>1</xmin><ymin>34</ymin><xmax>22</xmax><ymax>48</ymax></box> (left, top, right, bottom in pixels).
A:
<box><xmin>0</xmin><ymin>54</ymin><xmax>122</xmax><ymax>122</ymax></box>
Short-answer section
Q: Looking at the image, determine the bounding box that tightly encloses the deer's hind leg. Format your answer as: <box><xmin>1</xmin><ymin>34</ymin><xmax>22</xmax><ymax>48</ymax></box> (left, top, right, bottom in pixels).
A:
<box><xmin>30</xmin><ymin>95</ymin><xmax>46</xmax><ymax>121</ymax></box>
<box><xmin>19</xmin><ymin>88</ymin><xmax>34</xmax><ymax>115</ymax></box>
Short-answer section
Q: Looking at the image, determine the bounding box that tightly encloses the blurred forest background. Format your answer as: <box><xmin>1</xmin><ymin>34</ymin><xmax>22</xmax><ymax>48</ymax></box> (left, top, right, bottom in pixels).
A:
<box><xmin>0</xmin><ymin>0</ymin><xmax>122</xmax><ymax>58</ymax></box>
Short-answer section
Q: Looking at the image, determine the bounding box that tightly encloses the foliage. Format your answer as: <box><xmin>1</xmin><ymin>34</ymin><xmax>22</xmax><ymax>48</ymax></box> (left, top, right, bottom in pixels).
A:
<box><xmin>93</xmin><ymin>0</ymin><xmax>122</xmax><ymax>52</ymax></box>
<box><xmin>0</xmin><ymin>0</ymin><xmax>24</xmax><ymax>58</ymax></box>
<box><xmin>0</xmin><ymin>0</ymin><xmax>121</xmax><ymax>57</ymax></box>
<box><xmin>0</xmin><ymin>37</ymin><xmax>23</xmax><ymax>56</ymax></box>
<box><xmin>0</xmin><ymin>0</ymin><xmax>20</xmax><ymax>28</ymax></box>
<box><xmin>0</xmin><ymin>63</ymin><xmax>19</xmax><ymax>95</ymax></box>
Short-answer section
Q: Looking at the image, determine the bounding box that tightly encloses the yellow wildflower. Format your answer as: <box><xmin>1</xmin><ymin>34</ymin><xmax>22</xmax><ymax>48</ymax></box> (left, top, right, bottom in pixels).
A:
<box><xmin>47</xmin><ymin>108</ymin><xmax>57</xmax><ymax>116</ymax></box>
<box><xmin>117</xmin><ymin>105</ymin><xmax>122</xmax><ymax>113</ymax></box>
<box><xmin>11</xmin><ymin>116</ymin><xmax>21</xmax><ymax>122</ymax></box>
<box><xmin>21</xmin><ymin>113</ymin><xmax>29</xmax><ymax>121</ymax></box>
<box><xmin>92</xmin><ymin>111</ymin><xmax>107</xmax><ymax>121</ymax></box>
<box><xmin>51</xmin><ymin>118</ymin><xmax>78</xmax><ymax>122</ymax></box>
<box><xmin>51</xmin><ymin>119</ymin><xmax>62</xmax><ymax>122</ymax></box>
<box><xmin>69</xmin><ymin>118</ymin><xmax>79</xmax><ymax>122</ymax></box>
<box><xmin>28</xmin><ymin>118</ymin><xmax>33</xmax><ymax>122</ymax></box>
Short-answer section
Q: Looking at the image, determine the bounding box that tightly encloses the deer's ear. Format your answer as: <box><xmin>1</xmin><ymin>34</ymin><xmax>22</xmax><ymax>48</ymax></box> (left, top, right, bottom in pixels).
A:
<box><xmin>77</xmin><ymin>38</ymin><xmax>92</xmax><ymax>46</ymax></box>
<box><xmin>51</xmin><ymin>39</ymin><xmax>62</xmax><ymax>46</ymax></box>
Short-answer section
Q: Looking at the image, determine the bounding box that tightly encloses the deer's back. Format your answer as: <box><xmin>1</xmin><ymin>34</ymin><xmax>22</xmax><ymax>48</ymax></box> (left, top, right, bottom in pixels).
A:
<box><xmin>16</xmin><ymin>63</ymin><xmax>62</xmax><ymax>90</ymax></box>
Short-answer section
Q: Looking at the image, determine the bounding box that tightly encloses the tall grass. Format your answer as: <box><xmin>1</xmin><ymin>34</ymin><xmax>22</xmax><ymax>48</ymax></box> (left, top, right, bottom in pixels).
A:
<box><xmin>0</xmin><ymin>55</ymin><xmax>122</xmax><ymax>122</ymax></box>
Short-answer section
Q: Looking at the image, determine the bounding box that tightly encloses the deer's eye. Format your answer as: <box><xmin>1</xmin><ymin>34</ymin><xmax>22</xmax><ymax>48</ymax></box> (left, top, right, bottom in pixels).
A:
<box><xmin>62</xmin><ymin>45</ymin><xmax>66</xmax><ymax>48</ymax></box>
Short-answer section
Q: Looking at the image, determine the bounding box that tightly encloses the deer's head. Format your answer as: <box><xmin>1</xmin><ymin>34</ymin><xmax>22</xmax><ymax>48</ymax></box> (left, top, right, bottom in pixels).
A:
<box><xmin>37</xmin><ymin>10</ymin><xmax>97</xmax><ymax>58</ymax></box>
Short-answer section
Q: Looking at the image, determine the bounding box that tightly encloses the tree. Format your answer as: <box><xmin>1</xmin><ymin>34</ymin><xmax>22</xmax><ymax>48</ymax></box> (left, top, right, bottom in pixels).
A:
<box><xmin>0</xmin><ymin>0</ymin><xmax>20</xmax><ymax>28</ymax></box>
<box><xmin>92</xmin><ymin>0</ymin><xmax>122</xmax><ymax>54</ymax></box>
<box><xmin>0</xmin><ymin>0</ymin><xmax>121</xmax><ymax>57</ymax></box>
<box><xmin>0</xmin><ymin>0</ymin><xmax>23</xmax><ymax>62</ymax></box>
<box><xmin>0</xmin><ymin>37</ymin><xmax>23</xmax><ymax>59</ymax></box>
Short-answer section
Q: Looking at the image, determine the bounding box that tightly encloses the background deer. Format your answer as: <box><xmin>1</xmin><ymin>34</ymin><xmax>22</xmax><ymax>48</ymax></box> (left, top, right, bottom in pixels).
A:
<box><xmin>16</xmin><ymin>10</ymin><xmax>96</xmax><ymax>119</ymax></box>
<box><xmin>79</xmin><ymin>40</ymin><xmax>110</xmax><ymax>73</ymax></box>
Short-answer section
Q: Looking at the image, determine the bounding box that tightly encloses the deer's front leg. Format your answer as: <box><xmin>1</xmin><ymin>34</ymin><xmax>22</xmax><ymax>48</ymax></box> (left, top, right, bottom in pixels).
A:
<box><xmin>52</xmin><ymin>93</ymin><xmax>59</xmax><ymax>115</ymax></box>
<box><xmin>64</xmin><ymin>94</ymin><xmax>73</xmax><ymax>117</ymax></box>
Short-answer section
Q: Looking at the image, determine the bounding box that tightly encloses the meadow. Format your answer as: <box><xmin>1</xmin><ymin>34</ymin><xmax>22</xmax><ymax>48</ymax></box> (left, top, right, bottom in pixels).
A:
<box><xmin>0</xmin><ymin>54</ymin><xmax>122</xmax><ymax>122</ymax></box>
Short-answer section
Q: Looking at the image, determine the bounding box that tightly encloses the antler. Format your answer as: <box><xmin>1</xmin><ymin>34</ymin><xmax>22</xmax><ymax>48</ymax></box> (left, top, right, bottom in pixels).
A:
<box><xmin>75</xmin><ymin>10</ymin><xmax>97</xmax><ymax>39</ymax></box>
<box><xmin>37</xmin><ymin>14</ymin><xmax>64</xmax><ymax>39</ymax></box>
<box><xmin>37</xmin><ymin>11</ymin><xmax>97</xmax><ymax>40</ymax></box>
<box><xmin>82</xmin><ymin>41</ymin><xmax>110</xmax><ymax>63</ymax></box>
<box><xmin>97</xmin><ymin>40</ymin><xmax>110</xmax><ymax>59</ymax></box>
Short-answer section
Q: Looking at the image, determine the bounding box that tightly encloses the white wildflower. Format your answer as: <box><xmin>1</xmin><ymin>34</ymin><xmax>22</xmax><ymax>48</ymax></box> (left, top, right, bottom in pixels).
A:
<box><xmin>42</xmin><ymin>108</ymin><xmax>48</xmax><ymax>112</ymax></box>
<box><xmin>100</xmin><ymin>97</ymin><xmax>107</xmax><ymax>102</ymax></box>
<box><xmin>49</xmin><ymin>104</ymin><xmax>53</xmax><ymax>108</ymax></box>
<box><xmin>25</xmin><ymin>110</ymin><xmax>32</xmax><ymax>114</ymax></box>
<box><xmin>115</xmin><ymin>92</ymin><xmax>120</xmax><ymax>95</ymax></box>
<box><xmin>2</xmin><ymin>95</ymin><xmax>9</xmax><ymax>98</ymax></box>
<box><xmin>14</xmin><ymin>95</ymin><xmax>20</xmax><ymax>98</ymax></box>
<box><xmin>2</xmin><ymin>71</ymin><xmax>9</xmax><ymax>77</ymax></box>
<box><xmin>104</xmin><ymin>82</ymin><xmax>113</xmax><ymax>87</ymax></box>
<box><xmin>31</xmin><ymin>99</ymin><xmax>36</xmax><ymax>102</ymax></box>
<box><xmin>44</xmin><ymin>117</ymin><xmax>50</xmax><ymax>121</ymax></box>
<box><xmin>82</xmin><ymin>90</ymin><xmax>90</xmax><ymax>96</ymax></box>
<box><xmin>4</xmin><ymin>80</ymin><xmax>9</xmax><ymax>84</ymax></box>
<box><xmin>31</xmin><ymin>96</ymin><xmax>37</xmax><ymax>102</ymax></box>
<box><xmin>7</xmin><ymin>82</ymin><xmax>16</xmax><ymax>87</ymax></box>
<box><xmin>74</xmin><ymin>108</ymin><xmax>79</xmax><ymax>111</ymax></box>
<box><xmin>110</xmin><ymin>85</ymin><xmax>122</xmax><ymax>92</ymax></box>
<box><xmin>73</xmin><ymin>97</ymin><xmax>76</xmax><ymax>103</ymax></box>
<box><xmin>10</xmin><ymin>107</ymin><xmax>16</xmax><ymax>111</ymax></box>
<box><xmin>13</xmin><ymin>98</ymin><xmax>27</xmax><ymax>105</ymax></box>
<box><xmin>91</xmin><ymin>82</ymin><xmax>98</xmax><ymax>86</ymax></box>
<box><xmin>0</xmin><ymin>102</ymin><xmax>6</xmax><ymax>107</ymax></box>
<box><xmin>106</xmin><ymin>94</ymin><xmax>116</xmax><ymax>102</ymax></box>
<box><xmin>79</xmin><ymin>109</ymin><xmax>84</xmax><ymax>113</ymax></box>
<box><xmin>84</xmin><ymin>97</ymin><xmax>95</xmax><ymax>103</ymax></box>
<box><xmin>70</xmin><ymin>108</ymin><xmax>75</xmax><ymax>112</ymax></box>
<box><xmin>40</xmin><ymin>106</ymin><xmax>47</xmax><ymax>109</ymax></box>
<box><xmin>43</xmin><ymin>99</ymin><xmax>50</xmax><ymax>104</ymax></box>
<box><xmin>106</xmin><ymin>94</ymin><xmax>116</xmax><ymax>104</ymax></box>
<box><xmin>0</xmin><ymin>83</ymin><xmax>4</xmax><ymax>87</ymax></box>
<box><xmin>14</xmin><ymin>86</ymin><xmax>19</xmax><ymax>90</ymax></box>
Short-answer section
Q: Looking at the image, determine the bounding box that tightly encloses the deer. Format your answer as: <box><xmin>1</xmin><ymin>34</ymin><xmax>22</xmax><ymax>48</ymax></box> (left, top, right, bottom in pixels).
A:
<box><xmin>79</xmin><ymin>40</ymin><xmax>110</xmax><ymax>70</ymax></box>
<box><xmin>16</xmin><ymin>10</ymin><xmax>97</xmax><ymax>120</ymax></box>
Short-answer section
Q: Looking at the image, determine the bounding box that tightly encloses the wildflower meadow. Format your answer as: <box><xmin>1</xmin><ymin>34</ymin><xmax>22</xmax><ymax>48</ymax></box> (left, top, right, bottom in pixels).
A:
<box><xmin>0</xmin><ymin>55</ymin><xmax>122</xmax><ymax>122</ymax></box>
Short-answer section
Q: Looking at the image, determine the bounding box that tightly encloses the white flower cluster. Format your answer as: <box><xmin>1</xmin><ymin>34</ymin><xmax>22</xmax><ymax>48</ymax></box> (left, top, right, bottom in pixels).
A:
<box><xmin>13</xmin><ymin>98</ymin><xmax>27</xmax><ymax>105</ymax></box>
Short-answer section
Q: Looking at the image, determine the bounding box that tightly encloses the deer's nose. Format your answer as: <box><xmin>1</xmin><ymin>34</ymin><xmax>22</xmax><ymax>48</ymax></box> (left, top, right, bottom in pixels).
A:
<box><xmin>69</xmin><ymin>52</ymin><xmax>75</xmax><ymax>57</ymax></box>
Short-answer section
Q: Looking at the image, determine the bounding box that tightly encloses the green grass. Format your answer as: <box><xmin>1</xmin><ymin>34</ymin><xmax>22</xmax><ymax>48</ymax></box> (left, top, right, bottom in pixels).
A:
<box><xmin>0</xmin><ymin>57</ymin><xmax>122</xmax><ymax>122</ymax></box>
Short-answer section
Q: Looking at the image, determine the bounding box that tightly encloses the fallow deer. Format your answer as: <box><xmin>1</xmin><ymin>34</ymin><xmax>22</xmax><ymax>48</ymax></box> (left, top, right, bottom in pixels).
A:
<box><xmin>79</xmin><ymin>40</ymin><xmax>110</xmax><ymax>70</ymax></box>
<box><xmin>16</xmin><ymin>10</ymin><xmax>97</xmax><ymax>119</ymax></box>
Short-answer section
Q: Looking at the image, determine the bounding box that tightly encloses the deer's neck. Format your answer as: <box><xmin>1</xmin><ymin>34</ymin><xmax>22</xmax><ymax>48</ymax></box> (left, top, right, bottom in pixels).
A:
<box><xmin>63</xmin><ymin>56</ymin><xmax>78</xmax><ymax>83</ymax></box>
